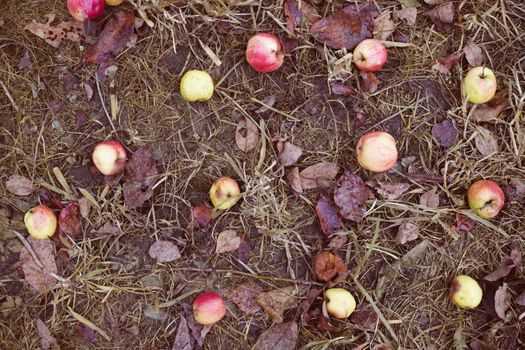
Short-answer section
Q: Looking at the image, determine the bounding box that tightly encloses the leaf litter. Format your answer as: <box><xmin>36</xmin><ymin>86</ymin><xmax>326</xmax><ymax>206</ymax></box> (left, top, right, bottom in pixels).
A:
<box><xmin>6</xmin><ymin>175</ymin><xmax>34</xmax><ymax>196</ymax></box>
<box><xmin>215</xmin><ymin>230</ymin><xmax>242</xmax><ymax>254</ymax></box>
<box><xmin>148</xmin><ymin>240</ymin><xmax>181</xmax><ymax>263</ymax></box>
<box><xmin>315</xmin><ymin>195</ymin><xmax>342</xmax><ymax>236</ymax></box>
<box><xmin>19</xmin><ymin>237</ymin><xmax>57</xmax><ymax>293</ymax></box>
<box><xmin>253</xmin><ymin>321</ymin><xmax>299</xmax><ymax>350</ymax></box>
<box><xmin>334</xmin><ymin>171</ymin><xmax>367</xmax><ymax>221</ymax></box>
<box><xmin>256</xmin><ymin>286</ymin><xmax>298</xmax><ymax>323</ymax></box>
<box><xmin>25</xmin><ymin>13</ymin><xmax>84</xmax><ymax>48</ymax></box>
<box><xmin>235</xmin><ymin>117</ymin><xmax>259</xmax><ymax>153</ymax></box>
<box><xmin>225</xmin><ymin>282</ymin><xmax>263</xmax><ymax>315</ymax></box>
<box><xmin>123</xmin><ymin>148</ymin><xmax>158</xmax><ymax>209</ymax></box>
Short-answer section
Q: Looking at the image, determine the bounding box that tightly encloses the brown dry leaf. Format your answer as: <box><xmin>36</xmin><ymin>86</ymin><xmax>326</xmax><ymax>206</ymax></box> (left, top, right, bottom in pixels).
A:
<box><xmin>287</xmin><ymin>167</ymin><xmax>303</xmax><ymax>193</ymax></box>
<box><xmin>359</xmin><ymin>71</ymin><xmax>381</xmax><ymax>93</ymax></box>
<box><xmin>225</xmin><ymin>282</ymin><xmax>263</xmax><ymax>315</ymax></box>
<box><xmin>284</xmin><ymin>0</ymin><xmax>320</xmax><ymax>32</ymax></box>
<box><xmin>327</xmin><ymin>235</ymin><xmax>348</xmax><ymax>249</ymax></box>
<box><xmin>36</xmin><ymin>319</ymin><xmax>60</xmax><ymax>350</ymax></box>
<box><xmin>396</xmin><ymin>222</ymin><xmax>420</xmax><ymax>245</ymax></box>
<box><xmin>18</xmin><ymin>50</ymin><xmax>32</xmax><ymax>70</ymax></box>
<box><xmin>334</xmin><ymin>171</ymin><xmax>367</xmax><ymax>221</ymax></box>
<box><xmin>516</xmin><ymin>290</ymin><xmax>525</xmax><ymax>306</ymax></box>
<box><xmin>456</xmin><ymin>213</ymin><xmax>476</xmax><ymax>232</ymax></box>
<box><xmin>85</xmin><ymin>10</ymin><xmax>135</xmax><ymax>64</ymax></box>
<box><xmin>124</xmin><ymin>148</ymin><xmax>158</xmax><ymax>209</ymax></box>
<box><xmin>374</xmin><ymin>11</ymin><xmax>396</xmax><ymax>40</ymax></box>
<box><xmin>172</xmin><ymin>316</ymin><xmax>192</xmax><ymax>350</ymax></box>
<box><xmin>279</xmin><ymin>142</ymin><xmax>302</xmax><ymax>166</ymax></box>
<box><xmin>351</xmin><ymin>302</ymin><xmax>378</xmax><ymax>331</ymax></box>
<box><xmin>148</xmin><ymin>240</ymin><xmax>181</xmax><ymax>263</ymax></box>
<box><xmin>368</xmin><ymin>181</ymin><xmax>411</xmax><ymax>200</ymax></box>
<box><xmin>310</xmin><ymin>3</ymin><xmax>378</xmax><ymax>50</ymax></box>
<box><xmin>256</xmin><ymin>286</ymin><xmax>298</xmax><ymax>323</ymax></box>
<box><xmin>495</xmin><ymin>283</ymin><xmax>510</xmax><ymax>320</ymax></box>
<box><xmin>424</xmin><ymin>2</ymin><xmax>455</xmax><ymax>32</ymax></box>
<box><xmin>464</xmin><ymin>42</ymin><xmax>484</xmax><ymax>66</ymax></box>
<box><xmin>78</xmin><ymin>198</ymin><xmax>90</xmax><ymax>219</ymax></box>
<box><xmin>25</xmin><ymin>13</ymin><xmax>83</xmax><ymax>48</ymax></box>
<box><xmin>330</xmin><ymin>81</ymin><xmax>353</xmax><ymax>96</ymax></box>
<box><xmin>6</xmin><ymin>175</ymin><xmax>34</xmax><ymax>196</ymax></box>
<box><xmin>431</xmin><ymin>54</ymin><xmax>460</xmax><ymax>74</ymax></box>
<box><xmin>235</xmin><ymin>117</ymin><xmax>259</xmax><ymax>153</ymax></box>
<box><xmin>19</xmin><ymin>237</ymin><xmax>57</xmax><ymax>293</ymax></box>
<box><xmin>299</xmin><ymin>162</ymin><xmax>339</xmax><ymax>190</ymax></box>
<box><xmin>510</xmin><ymin>178</ymin><xmax>525</xmax><ymax>197</ymax></box>
<box><xmin>484</xmin><ymin>243</ymin><xmax>521</xmax><ymax>281</ymax></box>
<box><xmin>58</xmin><ymin>202</ymin><xmax>82</xmax><ymax>240</ymax></box>
<box><xmin>93</xmin><ymin>222</ymin><xmax>121</xmax><ymax>235</ymax></box>
<box><xmin>475</xmin><ymin>126</ymin><xmax>498</xmax><ymax>156</ymax></box>
<box><xmin>312</xmin><ymin>251</ymin><xmax>347</xmax><ymax>282</ymax></box>
<box><xmin>315</xmin><ymin>195</ymin><xmax>342</xmax><ymax>236</ymax></box>
<box><xmin>471</xmin><ymin>100</ymin><xmax>506</xmax><ymax>123</ymax></box>
<box><xmin>253</xmin><ymin>321</ymin><xmax>299</xmax><ymax>350</ymax></box>
<box><xmin>424</xmin><ymin>0</ymin><xmax>446</xmax><ymax>4</ymax></box>
<box><xmin>216</xmin><ymin>230</ymin><xmax>241</xmax><ymax>254</ymax></box>
<box><xmin>393</xmin><ymin>6</ymin><xmax>417</xmax><ymax>26</ymax></box>
<box><xmin>432</xmin><ymin>120</ymin><xmax>459</xmax><ymax>148</ymax></box>
<box><xmin>187</xmin><ymin>204</ymin><xmax>213</xmax><ymax>230</ymax></box>
<box><xmin>420</xmin><ymin>187</ymin><xmax>439</xmax><ymax>208</ymax></box>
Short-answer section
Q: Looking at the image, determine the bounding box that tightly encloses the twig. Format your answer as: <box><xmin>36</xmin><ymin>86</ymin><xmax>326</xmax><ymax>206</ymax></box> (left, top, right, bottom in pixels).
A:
<box><xmin>0</xmin><ymin>80</ymin><xmax>19</xmax><ymax>111</ymax></box>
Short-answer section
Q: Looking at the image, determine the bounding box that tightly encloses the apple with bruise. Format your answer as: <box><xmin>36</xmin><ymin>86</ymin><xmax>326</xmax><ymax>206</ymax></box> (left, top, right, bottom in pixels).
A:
<box><xmin>324</xmin><ymin>288</ymin><xmax>357</xmax><ymax>319</ymax></box>
<box><xmin>246</xmin><ymin>33</ymin><xmax>284</xmax><ymax>73</ymax></box>
<box><xmin>356</xmin><ymin>131</ymin><xmax>398</xmax><ymax>172</ymax></box>
<box><xmin>467</xmin><ymin>180</ymin><xmax>504</xmax><ymax>219</ymax></box>
<box><xmin>92</xmin><ymin>140</ymin><xmax>127</xmax><ymax>176</ymax></box>
<box><xmin>462</xmin><ymin>66</ymin><xmax>497</xmax><ymax>104</ymax></box>
<box><xmin>193</xmin><ymin>291</ymin><xmax>226</xmax><ymax>325</ymax></box>
<box><xmin>67</xmin><ymin>0</ymin><xmax>105</xmax><ymax>21</ymax></box>
<box><xmin>353</xmin><ymin>39</ymin><xmax>388</xmax><ymax>72</ymax></box>
<box><xmin>209</xmin><ymin>177</ymin><xmax>241</xmax><ymax>210</ymax></box>
<box><xmin>24</xmin><ymin>205</ymin><xmax>57</xmax><ymax>239</ymax></box>
<box><xmin>450</xmin><ymin>275</ymin><xmax>483</xmax><ymax>309</ymax></box>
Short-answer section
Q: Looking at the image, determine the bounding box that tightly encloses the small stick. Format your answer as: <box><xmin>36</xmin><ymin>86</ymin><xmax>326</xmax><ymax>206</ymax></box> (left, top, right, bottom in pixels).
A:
<box><xmin>0</xmin><ymin>80</ymin><xmax>19</xmax><ymax>111</ymax></box>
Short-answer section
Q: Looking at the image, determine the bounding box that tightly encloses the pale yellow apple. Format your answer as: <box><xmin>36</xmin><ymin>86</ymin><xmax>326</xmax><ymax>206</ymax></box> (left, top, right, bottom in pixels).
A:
<box><xmin>180</xmin><ymin>70</ymin><xmax>214</xmax><ymax>102</ymax></box>
<box><xmin>105</xmin><ymin>0</ymin><xmax>124</xmax><ymax>5</ymax></box>
<box><xmin>209</xmin><ymin>177</ymin><xmax>241</xmax><ymax>210</ymax></box>
<box><xmin>24</xmin><ymin>205</ymin><xmax>57</xmax><ymax>239</ymax></box>
<box><xmin>467</xmin><ymin>180</ymin><xmax>504</xmax><ymax>219</ymax></box>
<box><xmin>450</xmin><ymin>275</ymin><xmax>483</xmax><ymax>309</ymax></box>
<box><xmin>462</xmin><ymin>66</ymin><xmax>497</xmax><ymax>104</ymax></box>
<box><xmin>325</xmin><ymin>288</ymin><xmax>356</xmax><ymax>319</ymax></box>
<box><xmin>356</xmin><ymin>131</ymin><xmax>398</xmax><ymax>172</ymax></box>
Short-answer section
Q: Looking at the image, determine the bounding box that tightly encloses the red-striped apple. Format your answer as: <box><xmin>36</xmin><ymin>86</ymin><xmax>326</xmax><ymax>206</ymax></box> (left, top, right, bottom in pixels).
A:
<box><xmin>353</xmin><ymin>39</ymin><xmax>388</xmax><ymax>72</ymax></box>
<box><xmin>246</xmin><ymin>33</ymin><xmax>284</xmax><ymax>73</ymax></box>
<box><xmin>67</xmin><ymin>0</ymin><xmax>105</xmax><ymax>21</ymax></box>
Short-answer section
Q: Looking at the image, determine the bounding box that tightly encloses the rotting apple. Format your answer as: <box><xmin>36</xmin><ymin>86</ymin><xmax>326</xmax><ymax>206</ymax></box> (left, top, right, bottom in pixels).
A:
<box><xmin>193</xmin><ymin>291</ymin><xmax>226</xmax><ymax>325</ymax></box>
<box><xmin>92</xmin><ymin>140</ymin><xmax>127</xmax><ymax>176</ymax></box>
<box><xmin>353</xmin><ymin>39</ymin><xmax>388</xmax><ymax>72</ymax></box>
<box><xmin>467</xmin><ymin>180</ymin><xmax>504</xmax><ymax>219</ymax></box>
<box><xmin>450</xmin><ymin>275</ymin><xmax>483</xmax><ymax>309</ymax></box>
<box><xmin>24</xmin><ymin>205</ymin><xmax>57</xmax><ymax>239</ymax></box>
<box><xmin>462</xmin><ymin>66</ymin><xmax>497</xmax><ymax>104</ymax></box>
<box><xmin>324</xmin><ymin>288</ymin><xmax>357</xmax><ymax>319</ymax></box>
<box><xmin>356</xmin><ymin>131</ymin><xmax>398</xmax><ymax>172</ymax></box>
<box><xmin>246</xmin><ymin>33</ymin><xmax>284</xmax><ymax>73</ymax></box>
<box><xmin>209</xmin><ymin>177</ymin><xmax>241</xmax><ymax>210</ymax></box>
<box><xmin>105</xmin><ymin>0</ymin><xmax>124</xmax><ymax>6</ymax></box>
<box><xmin>180</xmin><ymin>70</ymin><xmax>214</xmax><ymax>102</ymax></box>
<box><xmin>67</xmin><ymin>0</ymin><xmax>105</xmax><ymax>21</ymax></box>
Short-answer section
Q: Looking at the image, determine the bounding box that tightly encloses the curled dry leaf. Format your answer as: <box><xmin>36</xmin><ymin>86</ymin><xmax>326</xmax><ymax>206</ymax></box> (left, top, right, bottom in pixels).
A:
<box><xmin>287</xmin><ymin>167</ymin><xmax>303</xmax><ymax>193</ymax></box>
<box><xmin>25</xmin><ymin>13</ymin><xmax>83</xmax><ymax>48</ymax></box>
<box><xmin>187</xmin><ymin>204</ymin><xmax>212</xmax><ymax>230</ymax></box>
<box><xmin>474</xmin><ymin>126</ymin><xmax>498</xmax><ymax>156</ymax></box>
<box><xmin>235</xmin><ymin>117</ymin><xmax>259</xmax><ymax>153</ymax></box>
<box><xmin>374</xmin><ymin>11</ymin><xmax>395</xmax><ymax>40</ymax></box>
<box><xmin>6</xmin><ymin>175</ymin><xmax>34</xmax><ymax>196</ymax></box>
<box><xmin>315</xmin><ymin>195</ymin><xmax>342</xmax><ymax>236</ymax></box>
<box><xmin>172</xmin><ymin>316</ymin><xmax>192</xmax><ymax>350</ymax></box>
<box><xmin>464</xmin><ymin>42</ymin><xmax>484</xmax><ymax>66</ymax></box>
<box><xmin>367</xmin><ymin>181</ymin><xmax>411</xmax><ymax>200</ymax></box>
<box><xmin>432</xmin><ymin>120</ymin><xmax>458</xmax><ymax>148</ymax></box>
<box><xmin>431</xmin><ymin>54</ymin><xmax>460</xmax><ymax>74</ymax></box>
<box><xmin>36</xmin><ymin>319</ymin><xmax>59</xmax><ymax>350</ymax></box>
<box><xmin>58</xmin><ymin>202</ymin><xmax>82</xmax><ymax>239</ymax></box>
<box><xmin>359</xmin><ymin>71</ymin><xmax>381</xmax><ymax>93</ymax></box>
<box><xmin>256</xmin><ymin>95</ymin><xmax>276</xmax><ymax>114</ymax></box>
<box><xmin>393</xmin><ymin>6</ymin><xmax>417</xmax><ymax>26</ymax></box>
<box><xmin>456</xmin><ymin>213</ymin><xmax>476</xmax><ymax>232</ymax></box>
<box><xmin>424</xmin><ymin>2</ymin><xmax>455</xmax><ymax>32</ymax></box>
<box><xmin>516</xmin><ymin>290</ymin><xmax>525</xmax><ymax>306</ymax></box>
<box><xmin>310</xmin><ymin>3</ymin><xmax>378</xmax><ymax>50</ymax></box>
<box><xmin>78</xmin><ymin>198</ymin><xmax>90</xmax><ymax>219</ymax></box>
<box><xmin>19</xmin><ymin>237</ymin><xmax>57</xmax><ymax>293</ymax></box>
<box><xmin>420</xmin><ymin>187</ymin><xmax>440</xmax><ymax>208</ymax></box>
<box><xmin>396</xmin><ymin>222</ymin><xmax>420</xmax><ymax>245</ymax></box>
<box><xmin>124</xmin><ymin>148</ymin><xmax>158</xmax><ymax>209</ymax></box>
<box><xmin>92</xmin><ymin>222</ymin><xmax>120</xmax><ymax>236</ymax></box>
<box><xmin>334</xmin><ymin>171</ymin><xmax>367</xmax><ymax>221</ymax></box>
<box><xmin>510</xmin><ymin>178</ymin><xmax>525</xmax><ymax>197</ymax></box>
<box><xmin>351</xmin><ymin>302</ymin><xmax>378</xmax><ymax>331</ymax></box>
<box><xmin>253</xmin><ymin>321</ymin><xmax>299</xmax><ymax>350</ymax></box>
<box><xmin>256</xmin><ymin>286</ymin><xmax>297</xmax><ymax>323</ymax></box>
<box><xmin>471</xmin><ymin>100</ymin><xmax>506</xmax><ymax>123</ymax></box>
<box><xmin>225</xmin><ymin>282</ymin><xmax>263</xmax><ymax>315</ymax></box>
<box><xmin>284</xmin><ymin>0</ymin><xmax>320</xmax><ymax>32</ymax></box>
<box><xmin>279</xmin><ymin>142</ymin><xmax>302</xmax><ymax>166</ymax></box>
<box><xmin>148</xmin><ymin>240</ymin><xmax>181</xmax><ymax>263</ymax></box>
<box><xmin>216</xmin><ymin>230</ymin><xmax>242</xmax><ymax>254</ymax></box>
<box><xmin>330</xmin><ymin>82</ymin><xmax>353</xmax><ymax>96</ymax></box>
<box><xmin>494</xmin><ymin>283</ymin><xmax>510</xmax><ymax>320</ymax></box>
<box><xmin>484</xmin><ymin>243</ymin><xmax>521</xmax><ymax>281</ymax></box>
<box><xmin>312</xmin><ymin>251</ymin><xmax>347</xmax><ymax>282</ymax></box>
<box><xmin>299</xmin><ymin>162</ymin><xmax>339</xmax><ymax>190</ymax></box>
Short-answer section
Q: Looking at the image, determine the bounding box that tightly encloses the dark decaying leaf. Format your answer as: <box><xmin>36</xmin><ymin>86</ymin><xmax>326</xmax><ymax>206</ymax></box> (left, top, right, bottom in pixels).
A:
<box><xmin>484</xmin><ymin>243</ymin><xmax>521</xmax><ymax>281</ymax></box>
<box><xmin>318</xmin><ymin>313</ymin><xmax>341</xmax><ymax>332</ymax></box>
<box><xmin>359</xmin><ymin>71</ymin><xmax>381</xmax><ymax>93</ymax></box>
<box><xmin>75</xmin><ymin>324</ymin><xmax>96</xmax><ymax>343</ymax></box>
<box><xmin>235</xmin><ymin>238</ymin><xmax>252</xmax><ymax>263</ymax></box>
<box><xmin>424</xmin><ymin>2</ymin><xmax>455</xmax><ymax>32</ymax></box>
<box><xmin>181</xmin><ymin>304</ymin><xmax>212</xmax><ymax>348</ymax></box>
<box><xmin>334</xmin><ymin>171</ymin><xmax>367</xmax><ymax>221</ymax></box>
<box><xmin>396</xmin><ymin>222</ymin><xmax>420</xmax><ymax>245</ymax></box>
<box><xmin>253</xmin><ymin>321</ymin><xmax>299</xmax><ymax>350</ymax></box>
<box><xmin>351</xmin><ymin>302</ymin><xmax>378</xmax><ymax>331</ymax></box>
<box><xmin>85</xmin><ymin>10</ymin><xmax>135</xmax><ymax>64</ymax></box>
<box><xmin>312</xmin><ymin>251</ymin><xmax>347</xmax><ymax>282</ymax></box>
<box><xmin>431</xmin><ymin>54</ymin><xmax>460</xmax><ymax>74</ymax></box>
<box><xmin>299</xmin><ymin>287</ymin><xmax>323</xmax><ymax>322</ymax></box>
<box><xmin>36</xmin><ymin>319</ymin><xmax>59</xmax><ymax>350</ymax></box>
<box><xmin>172</xmin><ymin>316</ymin><xmax>192</xmax><ymax>350</ymax></box>
<box><xmin>455</xmin><ymin>213</ymin><xmax>476</xmax><ymax>232</ymax></box>
<box><xmin>310</xmin><ymin>3</ymin><xmax>378</xmax><ymax>50</ymax></box>
<box><xmin>367</xmin><ymin>181</ymin><xmax>411</xmax><ymax>200</ymax></box>
<box><xmin>187</xmin><ymin>204</ymin><xmax>213</xmax><ymax>230</ymax></box>
<box><xmin>432</xmin><ymin>120</ymin><xmax>458</xmax><ymax>148</ymax></box>
<box><xmin>19</xmin><ymin>237</ymin><xmax>57</xmax><ymax>293</ymax></box>
<box><xmin>6</xmin><ymin>175</ymin><xmax>34</xmax><ymax>196</ymax></box>
<box><xmin>494</xmin><ymin>283</ymin><xmax>510</xmax><ymax>320</ymax></box>
<box><xmin>315</xmin><ymin>195</ymin><xmax>342</xmax><ymax>236</ymax></box>
<box><xmin>225</xmin><ymin>282</ymin><xmax>263</xmax><ymax>315</ymax></box>
<box><xmin>464</xmin><ymin>42</ymin><xmax>484</xmax><ymax>67</ymax></box>
<box><xmin>58</xmin><ymin>202</ymin><xmax>82</xmax><ymax>239</ymax></box>
<box><xmin>25</xmin><ymin>13</ymin><xmax>84</xmax><ymax>48</ymax></box>
<box><xmin>256</xmin><ymin>286</ymin><xmax>297</xmax><ymax>323</ymax></box>
<box><xmin>123</xmin><ymin>148</ymin><xmax>158</xmax><ymax>209</ymax></box>
<box><xmin>284</xmin><ymin>0</ymin><xmax>320</xmax><ymax>32</ymax></box>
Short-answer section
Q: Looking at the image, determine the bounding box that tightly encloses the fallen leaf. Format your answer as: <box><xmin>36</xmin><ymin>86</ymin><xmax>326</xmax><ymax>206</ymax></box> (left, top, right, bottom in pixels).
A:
<box><xmin>58</xmin><ymin>202</ymin><xmax>82</xmax><ymax>239</ymax></box>
<box><xmin>235</xmin><ymin>117</ymin><xmax>259</xmax><ymax>153</ymax></box>
<box><xmin>464</xmin><ymin>42</ymin><xmax>483</xmax><ymax>66</ymax></box>
<box><xmin>172</xmin><ymin>316</ymin><xmax>192</xmax><ymax>350</ymax></box>
<box><xmin>235</xmin><ymin>238</ymin><xmax>252</xmax><ymax>263</ymax></box>
<box><xmin>424</xmin><ymin>0</ymin><xmax>446</xmax><ymax>4</ymax></box>
<box><xmin>6</xmin><ymin>175</ymin><xmax>34</xmax><ymax>196</ymax></box>
<box><xmin>216</xmin><ymin>230</ymin><xmax>242</xmax><ymax>254</ymax></box>
<box><xmin>367</xmin><ymin>181</ymin><xmax>411</xmax><ymax>200</ymax></box>
<box><xmin>19</xmin><ymin>237</ymin><xmax>57</xmax><ymax>293</ymax></box>
<box><xmin>253</xmin><ymin>321</ymin><xmax>298</xmax><ymax>350</ymax></box>
<box><xmin>75</xmin><ymin>324</ymin><xmax>96</xmax><ymax>343</ymax></box>
<box><xmin>328</xmin><ymin>235</ymin><xmax>348</xmax><ymax>249</ymax></box>
<box><xmin>456</xmin><ymin>213</ymin><xmax>476</xmax><ymax>232</ymax></box>
<box><xmin>143</xmin><ymin>305</ymin><xmax>168</xmax><ymax>321</ymax></box>
<box><xmin>471</xmin><ymin>100</ymin><xmax>506</xmax><ymax>123</ymax></box>
<box><xmin>374</xmin><ymin>11</ymin><xmax>395</xmax><ymax>40</ymax></box>
<box><xmin>181</xmin><ymin>304</ymin><xmax>211</xmax><ymax>347</ymax></box>
<box><xmin>256</xmin><ymin>95</ymin><xmax>276</xmax><ymax>114</ymax></box>
<box><xmin>187</xmin><ymin>204</ymin><xmax>212</xmax><ymax>230</ymax></box>
<box><xmin>431</xmin><ymin>54</ymin><xmax>460</xmax><ymax>74</ymax></box>
<box><xmin>310</xmin><ymin>3</ymin><xmax>378</xmax><ymax>50</ymax></box>
<box><xmin>287</xmin><ymin>167</ymin><xmax>303</xmax><ymax>193</ymax></box>
<box><xmin>393</xmin><ymin>6</ymin><xmax>417</xmax><ymax>26</ymax></box>
<box><xmin>82</xmin><ymin>82</ymin><xmax>94</xmax><ymax>102</ymax></box>
<box><xmin>424</xmin><ymin>2</ymin><xmax>455</xmax><ymax>32</ymax></box>
<box><xmin>510</xmin><ymin>178</ymin><xmax>525</xmax><ymax>197</ymax></box>
<box><xmin>484</xmin><ymin>243</ymin><xmax>521</xmax><ymax>281</ymax></box>
<box><xmin>299</xmin><ymin>162</ymin><xmax>339</xmax><ymax>190</ymax></box>
<box><xmin>432</xmin><ymin>120</ymin><xmax>458</xmax><ymax>148</ymax></box>
<box><xmin>495</xmin><ymin>283</ymin><xmax>510</xmax><ymax>320</ymax></box>
<box><xmin>318</xmin><ymin>313</ymin><xmax>341</xmax><ymax>332</ymax></box>
<box><xmin>315</xmin><ymin>196</ymin><xmax>342</xmax><ymax>236</ymax></box>
<box><xmin>36</xmin><ymin>319</ymin><xmax>59</xmax><ymax>350</ymax></box>
<box><xmin>93</xmin><ymin>222</ymin><xmax>121</xmax><ymax>235</ymax></box>
<box><xmin>516</xmin><ymin>290</ymin><xmax>525</xmax><ymax>306</ymax></box>
<box><xmin>85</xmin><ymin>10</ymin><xmax>135</xmax><ymax>64</ymax></box>
<box><xmin>284</xmin><ymin>0</ymin><xmax>320</xmax><ymax>32</ymax></box>
<box><xmin>312</xmin><ymin>251</ymin><xmax>347</xmax><ymax>282</ymax></box>
<box><xmin>299</xmin><ymin>287</ymin><xmax>323</xmax><ymax>322</ymax></box>
<box><xmin>125</xmin><ymin>325</ymin><xmax>139</xmax><ymax>336</ymax></box>
<box><xmin>256</xmin><ymin>286</ymin><xmax>297</xmax><ymax>323</ymax></box>
<box><xmin>420</xmin><ymin>187</ymin><xmax>439</xmax><ymax>208</ymax></box>
<box><xmin>25</xmin><ymin>13</ymin><xmax>83</xmax><ymax>48</ymax></box>
<box><xmin>351</xmin><ymin>302</ymin><xmax>378</xmax><ymax>331</ymax></box>
<box><xmin>18</xmin><ymin>50</ymin><xmax>32</xmax><ymax>70</ymax></box>
<box><xmin>330</xmin><ymin>82</ymin><xmax>353</xmax><ymax>96</ymax></box>
<box><xmin>279</xmin><ymin>142</ymin><xmax>302</xmax><ymax>166</ymax></box>
<box><xmin>148</xmin><ymin>240</ymin><xmax>181</xmax><ymax>263</ymax></box>
<box><xmin>123</xmin><ymin>148</ymin><xmax>158</xmax><ymax>209</ymax></box>
<box><xmin>78</xmin><ymin>198</ymin><xmax>90</xmax><ymax>219</ymax></box>
<box><xmin>474</xmin><ymin>126</ymin><xmax>498</xmax><ymax>156</ymax></box>
<box><xmin>334</xmin><ymin>171</ymin><xmax>367</xmax><ymax>221</ymax></box>
<box><xmin>359</xmin><ymin>71</ymin><xmax>381</xmax><ymax>93</ymax></box>
<box><xmin>395</xmin><ymin>222</ymin><xmax>420</xmax><ymax>245</ymax></box>
<box><xmin>225</xmin><ymin>282</ymin><xmax>263</xmax><ymax>315</ymax></box>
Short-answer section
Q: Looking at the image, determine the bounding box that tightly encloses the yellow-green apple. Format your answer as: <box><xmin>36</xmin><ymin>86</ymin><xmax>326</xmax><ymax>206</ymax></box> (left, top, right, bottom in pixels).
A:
<box><xmin>462</xmin><ymin>66</ymin><xmax>497</xmax><ymax>104</ymax></box>
<box><xmin>180</xmin><ymin>70</ymin><xmax>214</xmax><ymax>102</ymax></box>
<box><xmin>92</xmin><ymin>140</ymin><xmax>127</xmax><ymax>176</ymax></box>
<box><xmin>324</xmin><ymin>288</ymin><xmax>357</xmax><ymax>319</ymax></box>
<box><xmin>356</xmin><ymin>131</ymin><xmax>398</xmax><ymax>172</ymax></box>
<box><xmin>246</xmin><ymin>33</ymin><xmax>284</xmax><ymax>73</ymax></box>
<box><xmin>67</xmin><ymin>0</ymin><xmax>105</xmax><ymax>21</ymax></box>
<box><xmin>209</xmin><ymin>177</ymin><xmax>241</xmax><ymax>210</ymax></box>
<box><xmin>24</xmin><ymin>205</ymin><xmax>57</xmax><ymax>239</ymax></box>
<box><xmin>449</xmin><ymin>275</ymin><xmax>483</xmax><ymax>309</ymax></box>
<box><xmin>353</xmin><ymin>39</ymin><xmax>388</xmax><ymax>72</ymax></box>
<box><xmin>193</xmin><ymin>291</ymin><xmax>226</xmax><ymax>325</ymax></box>
<box><xmin>467</xmin><ymin>180</ymin><xmax>504</xmax><ymax>219</ymax></box>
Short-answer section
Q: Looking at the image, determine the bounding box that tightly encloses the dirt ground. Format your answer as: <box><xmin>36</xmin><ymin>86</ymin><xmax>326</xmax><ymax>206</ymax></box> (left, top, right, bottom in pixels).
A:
<box><xmin>1</xmin><ymin>0</ymin><xmax>525</xmax><ymax>349</ymax></box>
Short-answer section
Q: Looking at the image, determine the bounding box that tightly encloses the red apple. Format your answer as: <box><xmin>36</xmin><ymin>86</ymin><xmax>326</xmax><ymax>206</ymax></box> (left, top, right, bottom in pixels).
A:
<box><xmin>67</xmin><ymin>0</ymin><xmax>105</xmax><ymax>21</ymax></box>
<box><xmin>246</xmin><ymin>33</ymin><xmax>284</xmax><ymax>73</ymax></box>
<box><xmin>92</xmin><ymin>140</ymin><xmax>127</xmax><ymax>176</ymax></box>
<box><xmin>353</xmin><ymin>39</ymin><xmax>388</xmax><ymax>72</ymax></box>
<box><xmin>356</xmin><ymin>131</ymin><xmax>398</xmax><ymax>172</ymax></box>
<box><xmin>209</xmin><ymin>177</ymin><xmax>241</xmax><ymax>210</ymax></box>
<box><xmin>467</xmin><ymin>180</ymin><xmax>504</xmax><ymax>219</ymax></box>
<box><xmin>24</xmin><ymin>205</ymin><xmax>57</xmax><ymax>239</ymax></box>
<box><xmin>193</xmin><ymin>291</ymin><xmax>226</xmax><ymax>325</ymax></box>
